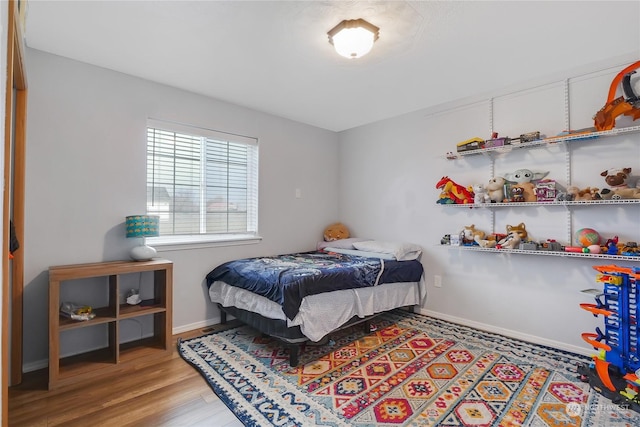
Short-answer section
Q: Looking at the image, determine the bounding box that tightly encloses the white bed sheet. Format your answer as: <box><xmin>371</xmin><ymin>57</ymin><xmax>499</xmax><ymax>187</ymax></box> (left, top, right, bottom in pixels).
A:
<box><xmin>209</xmin><ymin>277</ymin><xmax>426</xmax><ymax>342</ymax></box>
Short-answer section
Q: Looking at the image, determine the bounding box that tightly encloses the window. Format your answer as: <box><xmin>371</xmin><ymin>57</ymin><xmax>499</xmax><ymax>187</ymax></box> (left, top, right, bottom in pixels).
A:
<box><xmin>146</xmin><ymin>119</ymin><xmax>259</xmax><ymax>246</ymax></box>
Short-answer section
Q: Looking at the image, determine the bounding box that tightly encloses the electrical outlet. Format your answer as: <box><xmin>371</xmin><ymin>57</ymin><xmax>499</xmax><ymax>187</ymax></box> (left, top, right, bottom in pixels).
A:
<box><xmin>434</xmin><ymin>275</ymin><xmax>442</xmax><ymax>288</ymax></box>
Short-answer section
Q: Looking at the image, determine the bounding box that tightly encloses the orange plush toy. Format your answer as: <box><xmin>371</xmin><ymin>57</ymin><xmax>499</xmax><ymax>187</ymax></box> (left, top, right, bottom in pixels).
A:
<box><xmin>323</xmin><ymin>222</ymin><xmax>350</xmax><ymax>242</ymax></box>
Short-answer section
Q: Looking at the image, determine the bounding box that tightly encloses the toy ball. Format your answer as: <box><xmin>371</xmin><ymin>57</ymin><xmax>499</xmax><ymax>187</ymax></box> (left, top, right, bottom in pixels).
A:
<box><xmin>587</xmin><ymin>244</ymin><xmax>601</xmax><ymax>254</ymax></box>
<box><xmin>575</xmin><ymin>228</ymin><xmax>601</xmax><ymax>247</ymax></box>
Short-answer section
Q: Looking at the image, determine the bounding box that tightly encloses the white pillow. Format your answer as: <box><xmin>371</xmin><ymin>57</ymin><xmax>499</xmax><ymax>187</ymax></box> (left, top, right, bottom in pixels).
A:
<box><xmin>352</xmin><ymin>240</ymin><xmax>422</xmax><ymax>261</ymax></box>
<box><xmin>316</xmin><ymin>237</ymin><xmax>372</xmax><ymax>250</ymax></box>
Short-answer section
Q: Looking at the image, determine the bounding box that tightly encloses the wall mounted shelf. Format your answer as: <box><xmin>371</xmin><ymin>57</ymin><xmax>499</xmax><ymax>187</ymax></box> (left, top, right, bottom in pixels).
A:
<box><xmin>444</xmin><ymin>245</ymin><xmax>640</xmax><ymax>262</ymax></box>
<box><xmin>441</xmin><ymin>199</ymin><xmax>640</xmax><ymax>208</ymax></box>
<box><xmin>445</xmin><ymin>124</ymin><xmax>640</xmax><ymax>159</ymax></box>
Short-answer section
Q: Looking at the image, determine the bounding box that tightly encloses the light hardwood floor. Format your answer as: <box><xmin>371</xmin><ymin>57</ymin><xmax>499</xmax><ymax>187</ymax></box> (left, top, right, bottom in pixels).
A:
<box><xmin>9</xmin><ymin>323</ymin><xmax>244</xmax><ymax>427</ymax></box>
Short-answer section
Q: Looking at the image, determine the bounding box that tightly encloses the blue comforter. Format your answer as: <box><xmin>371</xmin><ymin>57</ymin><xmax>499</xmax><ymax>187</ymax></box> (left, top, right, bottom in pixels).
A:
<box><xmin>206</xmin><ymin>251</ymin><xmax>423</xmax><ymax>320</ymax></box>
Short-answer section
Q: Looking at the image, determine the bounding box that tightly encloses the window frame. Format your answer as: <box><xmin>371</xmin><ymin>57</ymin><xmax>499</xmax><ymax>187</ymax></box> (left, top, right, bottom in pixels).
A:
<box><xmin>145</xmin><ymin>119</ymin><xmax>260</xmax><ymax>250</ymax></box>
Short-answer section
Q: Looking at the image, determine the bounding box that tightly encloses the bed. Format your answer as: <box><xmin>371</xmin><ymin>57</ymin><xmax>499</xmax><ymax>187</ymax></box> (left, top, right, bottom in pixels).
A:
<box><xmin>205</xmin><ymin>239</ymin><xmax>426</xmax><ymax>366</ymax></box>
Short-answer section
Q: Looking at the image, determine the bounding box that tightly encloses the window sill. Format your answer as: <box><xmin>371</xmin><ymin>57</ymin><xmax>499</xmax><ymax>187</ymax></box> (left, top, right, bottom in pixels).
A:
<box><xmin>147</xmin><ymin>234</ymin><xmax>262</xmax><ymax>251</ymax></box>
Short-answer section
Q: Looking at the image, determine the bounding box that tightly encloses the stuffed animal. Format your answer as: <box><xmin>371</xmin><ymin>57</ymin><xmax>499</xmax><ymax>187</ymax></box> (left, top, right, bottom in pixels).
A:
<box><xmin>474</xmin><ymin>234</ymin><xmax>497</xmax><ymax>248</ymax></box>
<box><xmin>506</xmin><ymin>222</ymin><xmax>528</xmax><ymax>241</ymax></box>
<box><xmin>496</xmin><ymin>231</ymin><xmax>521</xmax><ymax>249</ymax></box>
<box><xmin>462</xmin><ymin>224</ymin><xmax>486</xmax><ymax>244</ymax></box>
<box><xmin>599</xmin><ymin>167</ymin><xmax>640</xmax><ymax>199</ymax></box>
<box><xmin>511</xmin><ymin>182</ymin><xmax>537</xmax><ymax>202</ymax></box>
<box><xmin>323</xmin><ymin>222</ymin><xmax>350</xmax><ymax>241</ymax></box>
<box><xmin>472</xmin><ymin>184</ymin><xmax>491</xmax><ymax>204</ymax></box>
<box><xmin>510</xmin><ymin>186</ymin><xmax>525</xmax><ymax>202</ymax></box>
<box><xmin>435</xmin><ymin>176</ymin><xmax>474</xmax><ymax>204</ymax></box>
<box><xmin>601</xmin><ymin>167</ymin><xmax>632</xmax><ymax>188</ymax></box>
<box><xmin>486</xmin><ymin>177</ymin><xmax>507</xmax><ymax>203</ymax></box>
<box><xmin>503</xmin><ymin>169</ymin><xmax>549</xmax><ymax>184</ymax></box>
<box><xmin>567</xmin><ymin>186</ymin><xmax>602</xmax><ymax>201</ymax></box>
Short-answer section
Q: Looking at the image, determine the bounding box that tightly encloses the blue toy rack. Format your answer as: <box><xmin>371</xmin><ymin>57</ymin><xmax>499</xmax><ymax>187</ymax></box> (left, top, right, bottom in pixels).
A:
<box><xmin>578</xmin><ymin>264</ymin><xmax>640</xmax><ymax>410</ymax></box>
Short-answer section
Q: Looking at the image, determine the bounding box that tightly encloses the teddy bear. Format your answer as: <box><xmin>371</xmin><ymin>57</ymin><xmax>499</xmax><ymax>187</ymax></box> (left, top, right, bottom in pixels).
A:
<box><xmin>323</xmin><ymin>222</ymin><xmax>350</xmax><ymax>241</ymax></box>
<box><xmin>472</xmin><ymin>184</ymin><xmax>491</xmax><ymax>204</ymax></box>
<box><xmin>486</xmin><ymin>177</ymin><xmax>507</xmax><ymax>203</ymax></box>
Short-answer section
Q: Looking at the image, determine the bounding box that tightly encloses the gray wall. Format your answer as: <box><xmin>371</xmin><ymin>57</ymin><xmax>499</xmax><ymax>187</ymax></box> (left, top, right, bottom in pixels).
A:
<box><xmin>338</xmin><ymin>55</ymin><xmax>640</xmax><ymax>354</ymax></box>
<box><xmin>21</xmin><ymin>48</ymin><xmax>640</xmax><ymax>369</ymax></box>
<box><xmin>23</xmin><ymin>49</ymin><xmax>339</xmax><ymax>369</ymax></box>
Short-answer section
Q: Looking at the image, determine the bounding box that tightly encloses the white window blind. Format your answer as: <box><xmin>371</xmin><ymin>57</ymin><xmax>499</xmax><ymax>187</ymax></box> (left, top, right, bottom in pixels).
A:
<box><xmin>146</xmin><ymin>119</ymin><xmax>258</xmax><ymax>245</ymax></box>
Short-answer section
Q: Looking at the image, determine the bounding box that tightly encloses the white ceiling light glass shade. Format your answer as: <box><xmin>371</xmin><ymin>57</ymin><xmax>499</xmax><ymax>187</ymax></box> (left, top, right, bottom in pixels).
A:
<box><xmin>327</xmin><ymin>19</ymin><xmax>380</xmax><ymax>59</ymax></box>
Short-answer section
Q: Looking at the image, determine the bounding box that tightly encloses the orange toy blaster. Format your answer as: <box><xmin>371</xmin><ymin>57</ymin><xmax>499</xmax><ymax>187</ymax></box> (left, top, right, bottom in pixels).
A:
<box><xmin>594</xmin><ymin>60</ymin><xmax>640</xmax><ymax>131</ymax></box>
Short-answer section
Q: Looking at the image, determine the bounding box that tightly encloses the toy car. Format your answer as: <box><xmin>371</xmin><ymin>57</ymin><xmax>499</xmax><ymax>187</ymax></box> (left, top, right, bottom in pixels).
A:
<box><xmin>456</xmin><ymin>137</ymin><xmax>484</xmax><ymax>153</ymax></box>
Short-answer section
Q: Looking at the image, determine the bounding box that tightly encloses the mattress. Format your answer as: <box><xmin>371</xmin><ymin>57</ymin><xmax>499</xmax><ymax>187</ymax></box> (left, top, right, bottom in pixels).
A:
<box><xmin>209</xmin><ymin>277</ymin><xmax>425</xmax><ymax>342</ymax></box>
<box><xmin>205</xmin><ymin>250</ymin><xmax>424</xmax><ymax>320</ymax></box>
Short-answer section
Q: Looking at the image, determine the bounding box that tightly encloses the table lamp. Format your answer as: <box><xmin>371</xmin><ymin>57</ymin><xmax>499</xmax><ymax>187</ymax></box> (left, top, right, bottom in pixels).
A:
<box><xmin>126</xmin><ymin>215</ymin><xmax>159</xmax><ymax>261</ymax></box>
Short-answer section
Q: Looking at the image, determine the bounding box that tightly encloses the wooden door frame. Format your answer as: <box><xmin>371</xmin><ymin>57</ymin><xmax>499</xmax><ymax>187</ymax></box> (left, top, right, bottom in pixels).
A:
<box><xmin>3</xmin><ymin>0</ymin><xmax>27</xmax><ymax>424</ymax></box>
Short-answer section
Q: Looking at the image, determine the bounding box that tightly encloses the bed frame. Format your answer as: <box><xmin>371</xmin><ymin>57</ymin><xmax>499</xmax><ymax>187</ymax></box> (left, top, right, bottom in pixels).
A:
<box><xmin>218</xmin><ymin>303</ymin><xmax>379</xmax><ymax>367</ymax></box>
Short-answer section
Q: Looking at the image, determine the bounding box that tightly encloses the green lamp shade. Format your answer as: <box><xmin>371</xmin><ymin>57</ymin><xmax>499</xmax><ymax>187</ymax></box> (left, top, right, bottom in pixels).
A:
<box><xmin>126</xmin><ymin>215</ymin><xmax>159</xmax><ymax>238</ymax></box>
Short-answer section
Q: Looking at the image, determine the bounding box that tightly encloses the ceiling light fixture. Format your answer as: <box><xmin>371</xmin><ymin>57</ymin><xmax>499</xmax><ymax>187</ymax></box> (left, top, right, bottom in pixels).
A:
<box><xmin>327</xmin><ymin>18</ymin><xmax>379</xmax><ymax>59</ymax></box>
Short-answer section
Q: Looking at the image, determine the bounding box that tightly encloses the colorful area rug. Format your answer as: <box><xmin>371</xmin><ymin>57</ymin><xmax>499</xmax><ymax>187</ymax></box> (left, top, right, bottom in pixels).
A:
<box><xmin>178</xmin><ymin>310</ymin><xmax>640</xmax><ymax>426</ymax></box>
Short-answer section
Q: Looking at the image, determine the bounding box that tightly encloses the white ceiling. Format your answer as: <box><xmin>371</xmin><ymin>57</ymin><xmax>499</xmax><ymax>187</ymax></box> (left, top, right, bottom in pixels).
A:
<box><xmin>23</xmin><ymin>1</ymin><xmax>640</xmax><ymax>132</ymax></box>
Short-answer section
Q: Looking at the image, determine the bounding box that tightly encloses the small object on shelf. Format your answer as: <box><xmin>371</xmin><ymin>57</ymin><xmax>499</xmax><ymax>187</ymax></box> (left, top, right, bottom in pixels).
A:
<box><xmin>449</xmin><ymin>234</ymin><xmax>461</xmax><ymax>246</ymax></box>
<box><xmin>575</xmin><ymin>228</ymin><xmax>601</xmax><ymax>247</ymax></box>
<box><xmin>483</xmin><ymin>132</ymin><xmax>510</xmax><ymax>148</ymax></box>
<box><xmin>472</xmin><ymin>183</ymin><xmax>491</xmax><ymax>204</ymax></box>
<box><xmin>126</xmin><ymin>215</ymin><xmax>160</xmax><ymax>261</ymax></box>
<box><xmin>539</xmin><ymin>239</ymin><xmax>563</xmax><ymax>251</ymax></box>
<box><xmin>59</xmin><ymin>302</ymin><xmax>95</xmax><ymax>321</ymax></box>
<box><xmin>565</xmin><ymin>246</ymin><xmax>599</xmax><ymax>254</ymax></box>
<box><xmin>126</xmin><ymin>289</ymin><xmax>142</xmax><ymax>305</ymax></box>
<box><xmin>519</xmin><ymin>241</ymin><xmax>537</xmax><ymax>250</ymax></box>
<box><xmin>534</xmin><ymin>179</ymin><xmax>557</xmax><ymax>202</ymax></box>
<box><xmin>456</xmin><ymin>137</ymin><xmax>484</xmax><ymax>152</ymax></box>
<box><xmin>519</xmin><ymin>131</ymin><xmax>542</xmax><ymax>143</ymax></box>
<box><xmin>510</xmin><ymin>186</ymin><xmax>525</xmax><ymax>202</ymax></box>
<box><xmin>440</xmin><ymin>234</ymin><xmax>451</xmax><ymax>245</ymax></box>
<box><xmin>621</xmin><ymin>242</ymin><xmax>639</xmax><ymax>257</ymax></box>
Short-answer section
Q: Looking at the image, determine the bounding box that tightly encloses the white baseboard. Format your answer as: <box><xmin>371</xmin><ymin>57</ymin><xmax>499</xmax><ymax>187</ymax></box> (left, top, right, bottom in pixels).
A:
<box><xmin>172</xmin><ymin>317</ymin><xmax>222</xmax><ymax>334</ymax></box>
<box><xmin>416</xmin><ymin>308</ymin><xmax>593</xmax><ymax>357</ymax></box>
